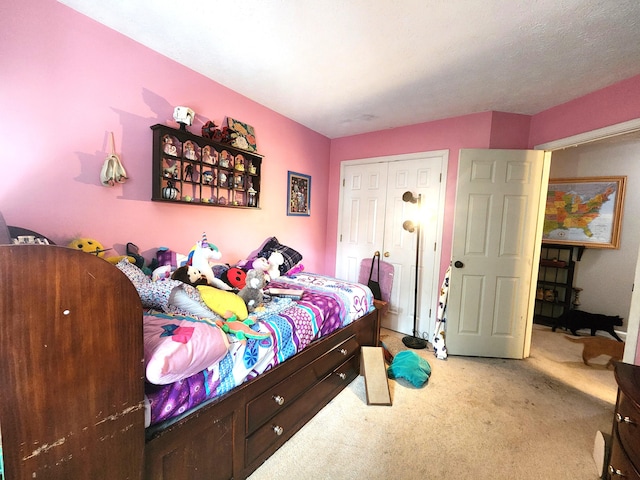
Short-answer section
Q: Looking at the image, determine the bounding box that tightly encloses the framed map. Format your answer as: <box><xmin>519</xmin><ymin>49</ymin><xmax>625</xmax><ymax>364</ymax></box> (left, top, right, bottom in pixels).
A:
<box><xmin>543</xmin><ymin>176</ymin><xmax>626</xmax><ymax>249</ymax></box>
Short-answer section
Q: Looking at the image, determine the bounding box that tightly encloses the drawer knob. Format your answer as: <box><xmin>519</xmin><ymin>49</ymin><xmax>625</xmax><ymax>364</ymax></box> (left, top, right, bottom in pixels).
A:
<box><xmin>338</xmin><ymin>372</ymin><xmax>347</xmax><ymax>380</ymax></box>
<box><xmin>273</xmin><ymin>395</ymin><xmax>285</xmax><ymax>406</ymax></box>
<box><xmin>340</xmin><ymin>348</ymin><xmax>348</xmax><ymax>356</ymax></box>
<box><xmin>272</xmin><ymin>425</ymin><xmax>284</xmax><ymax>436</ymax></box>
<box><xmin>615</xmin><ymin>412</ymin><xmax>636</xmax><ymax>425</ymax></box>
<box><xmin>608</xmin><ymin>465</ymin><xmax>626</xmax><ymax>477</ymax></box>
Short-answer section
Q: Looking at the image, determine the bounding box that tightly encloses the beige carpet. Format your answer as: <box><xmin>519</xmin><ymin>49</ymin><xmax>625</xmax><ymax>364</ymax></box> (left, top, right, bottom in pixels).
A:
<box><xmin>248</xmin><ymin>324</ymin><xmax>617</xmax><ymax>480</ymax></box>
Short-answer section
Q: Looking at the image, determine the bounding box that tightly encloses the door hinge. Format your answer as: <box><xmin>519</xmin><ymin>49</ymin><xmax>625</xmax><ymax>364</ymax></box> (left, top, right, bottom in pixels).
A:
<box><xmin>339</xmin><ymin>234</ymin><xmax>342</xmax><ymax>242</ymax></box>
<box><xmin>439</xmin><ymin>173</ymin><xmax>442</xmax><ymax>182</ymax></box>
<box><xmin>429</xmin><ymin>308</ymin><xmax>432</xmax><ymax>318</ymax></box>
<box><xmin>434</xmin><ymin>242</ymin><xmax>437</xmax><ymax>251</ymax></box>
<box><xmin>342</xmin><ymin>178</ymin><xmax>345</xmax><ymax>187</ymax></box>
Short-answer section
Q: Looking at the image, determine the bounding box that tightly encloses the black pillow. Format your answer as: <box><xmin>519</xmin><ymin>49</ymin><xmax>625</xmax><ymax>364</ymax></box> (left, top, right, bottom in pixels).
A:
<box><xmin>258</xmin><ymin>237</ymin><xmax>303</xmax><ymax>275</ymax></box>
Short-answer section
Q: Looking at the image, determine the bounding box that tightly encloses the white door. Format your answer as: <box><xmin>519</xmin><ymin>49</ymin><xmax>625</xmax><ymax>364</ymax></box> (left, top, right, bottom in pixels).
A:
<box><xmin>446</xmin><ymin>149</ymin><xmax>551</xmax><ymax>358</ymax></box>
<box><xmin>336</xmin><ymin>152</ymin><xmax>446</xmax><ymax>338</ymax></box>
<box><xmin>335</xmin><ymin>162</ymin><xmax>388</xmax><ymax>281</ymax></box>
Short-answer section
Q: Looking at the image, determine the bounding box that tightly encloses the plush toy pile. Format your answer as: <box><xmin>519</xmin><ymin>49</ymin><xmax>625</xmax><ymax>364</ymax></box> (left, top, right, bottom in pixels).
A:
<box><xmin>70</xmin><ymin>233</ymin><xmax>305</xmax><ymax>345</ymax></box>
<box><xmin>103</xmin><ymin>234</ymin><xmax>303</xmax><ymax>339</ymax></box>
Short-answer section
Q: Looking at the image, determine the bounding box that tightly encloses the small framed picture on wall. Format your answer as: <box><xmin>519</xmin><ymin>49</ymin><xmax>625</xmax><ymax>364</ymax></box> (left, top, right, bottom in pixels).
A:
<box><xmin>287</xmin><ymin>171</ymin><xmax>311</xmax><ymax>216</ymax></box>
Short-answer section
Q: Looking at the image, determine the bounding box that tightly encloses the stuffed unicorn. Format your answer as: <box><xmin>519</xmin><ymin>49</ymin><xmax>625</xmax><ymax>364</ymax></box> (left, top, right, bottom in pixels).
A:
<box><xmin>186</xmin><ymin>232</ymin><xmax>230</xmax><ymax>290</ymax></box>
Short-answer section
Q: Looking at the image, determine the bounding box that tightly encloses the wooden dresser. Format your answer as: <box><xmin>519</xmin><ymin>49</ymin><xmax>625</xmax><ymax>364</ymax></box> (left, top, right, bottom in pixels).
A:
<box><xmin>608</xmin><ymin>362</ymin><xmax>640</xmax><ymax>479</ymax></box>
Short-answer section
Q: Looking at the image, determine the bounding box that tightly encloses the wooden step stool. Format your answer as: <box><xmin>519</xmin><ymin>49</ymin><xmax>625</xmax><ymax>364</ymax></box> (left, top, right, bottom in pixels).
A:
<box><xmin>360</xmin><ymin>346</ymin><xmax>392</xmax><ymax>406</ymax></box>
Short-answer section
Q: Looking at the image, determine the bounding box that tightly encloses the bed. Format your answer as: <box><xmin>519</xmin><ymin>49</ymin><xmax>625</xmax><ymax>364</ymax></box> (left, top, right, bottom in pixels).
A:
<box><xmin>0</xmin><ymin>244</ymin><xmax>381</xmax><ymax>479</ymax></box>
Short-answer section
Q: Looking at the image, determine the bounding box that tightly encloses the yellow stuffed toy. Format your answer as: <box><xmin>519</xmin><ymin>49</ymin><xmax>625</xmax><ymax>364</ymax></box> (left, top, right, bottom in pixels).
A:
<box><xmin>197</xmin><ymin>285</ymin><xmax>249</xmax><ymax>320</ymax></box>
<box><xmin>67</xmin><ymin>238</ymin><xmax>134</xmax><ymax>264</ymax></box>
<box><xmin>196</xmin><ymin>286</ymin><xmax>271</xmax><ymax>341</ymax></box>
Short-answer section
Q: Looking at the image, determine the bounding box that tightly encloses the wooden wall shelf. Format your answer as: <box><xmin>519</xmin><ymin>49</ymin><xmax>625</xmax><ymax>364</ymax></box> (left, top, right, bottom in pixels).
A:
<box><xmin>151</xmin><ymin>124</ymin><xmax>262</xmax><ymax>209</ymax></box>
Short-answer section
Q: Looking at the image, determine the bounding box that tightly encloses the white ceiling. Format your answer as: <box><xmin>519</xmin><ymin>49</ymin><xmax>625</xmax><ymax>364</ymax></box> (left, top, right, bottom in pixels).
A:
<box><xmin>59</xmin><ymin>0</ymin><xmax>640</xmax><ymax>139</ymax></box>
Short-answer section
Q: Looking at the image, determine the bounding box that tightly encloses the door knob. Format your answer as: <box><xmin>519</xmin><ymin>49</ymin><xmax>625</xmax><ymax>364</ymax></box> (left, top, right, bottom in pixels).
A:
<box><xmin>384</xmin><ymin>251</ymin><xmax>390</xmax><ymax>257</ymax></box>
<box><xmin>454</xmin><ymin>260</ymin><xmax>464</xmax><ymax>268</ymax></box>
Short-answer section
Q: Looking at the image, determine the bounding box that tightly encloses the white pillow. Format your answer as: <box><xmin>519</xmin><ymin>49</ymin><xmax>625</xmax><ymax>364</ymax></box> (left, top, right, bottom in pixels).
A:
<box><xmin>167</xmin><ymin>283</ymin><xmax>218</xmax><ymax>319</ymax></box>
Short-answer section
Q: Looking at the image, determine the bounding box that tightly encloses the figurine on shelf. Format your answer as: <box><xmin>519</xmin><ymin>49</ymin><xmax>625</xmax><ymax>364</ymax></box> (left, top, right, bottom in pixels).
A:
<box><xmin>184</xmin><ymin>141</ymin><xmax>196</xmax><ymax>161</ymax></box>
<box><xmin>234</xmin><ymin>175</ymin><xmax>244</xmax><ymax>188</ymax></box>
<box><xmin>184</xmin><ymin>164</ymin><xmax>193</xmax><ymax>181</ymax></box>
<box><xmin>206</xmin><ymin>125</ymin><xmax>236</xmax><ymax>144</ymax></box>
<box><xmin>163</xmin><ymin>135</ymin><xmax>177</xmax><ymax>156</ymax></box>
<box><xmin>248</xmin><ymin>162</ymin><xmax>257</xmax><ymax>174</ymax></box>
<box><xmin>202</xmin><ymin>170</ymin><xmax>214</xmax><ymax>185</ymax></box>
<box><xmin>219</xmin><ymin>151</ymin><xmax>231</xmax><ymax>169</ymax></box>
<box><xmin>163</xmin><ymin>164</ymin><xmax>179</xmax><ymax>179</ymax></box>
<box><xmin>219</xmin><ymin>172</ymin><xmax>228</xmax><ymax>187</ymax></box>
<box><xmin>201</xmin><ymin>120</ymin><xmax>218</xmax><ymax>139</ymax></box>
<box><xmin>202</xmin><ymin>146</ymin><xmax>215</xmax><ymax>165</ymax></box>
<box><xmin>162</xmin><ymin>180</ymin><xmax>180</xmax><ymax>200</ymax></box>
<box><xmin>247</xmin><ymin>186</ymin><xmax>257</xmax><ymax>207</ymax></box>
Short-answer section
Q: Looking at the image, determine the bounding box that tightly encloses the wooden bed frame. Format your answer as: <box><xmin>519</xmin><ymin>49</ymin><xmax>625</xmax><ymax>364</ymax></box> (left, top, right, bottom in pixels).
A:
<box><xmin>0</xmin><ymin>245</ymin><xmax>381</xmax><ymax>479</ymax></box>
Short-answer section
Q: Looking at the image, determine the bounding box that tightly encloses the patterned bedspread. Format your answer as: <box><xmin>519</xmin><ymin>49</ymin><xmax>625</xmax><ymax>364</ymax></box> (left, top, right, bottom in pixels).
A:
<box><xmin>145</xmin><ymin>273</ymin><xmax>374</xmax><ymax>430</ymax></box>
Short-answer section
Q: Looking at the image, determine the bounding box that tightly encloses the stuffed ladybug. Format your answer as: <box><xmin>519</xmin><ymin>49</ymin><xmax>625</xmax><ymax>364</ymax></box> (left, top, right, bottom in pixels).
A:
<box><xmin>221</xmin><ymin>267</ymin><xmax>247</xmax><ymax>290</ymax></box>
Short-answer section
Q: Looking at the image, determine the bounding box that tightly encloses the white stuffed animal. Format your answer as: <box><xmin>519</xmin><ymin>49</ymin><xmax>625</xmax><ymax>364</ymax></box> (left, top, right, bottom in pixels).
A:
<box><xmin>266</xmin><ymin>251</ymin><xmax>284</xmax><ymax>279</ymax></box>
<box><xmin>186</xmin><ymin>232</ymin><xmax>230</xmax><ymax>290</ymax></box>
<box><xmin>251</xmin><ymin>257</ymin><xmax>270</xmax><ymax>274</ymax></box>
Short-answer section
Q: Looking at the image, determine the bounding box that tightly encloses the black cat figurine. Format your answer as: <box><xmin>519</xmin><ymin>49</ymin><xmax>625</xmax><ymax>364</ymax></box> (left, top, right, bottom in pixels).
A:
<box><xmin>563</xmin><ymin>309</ymin><xmax>623</xmax><ymax>341</ymax></box>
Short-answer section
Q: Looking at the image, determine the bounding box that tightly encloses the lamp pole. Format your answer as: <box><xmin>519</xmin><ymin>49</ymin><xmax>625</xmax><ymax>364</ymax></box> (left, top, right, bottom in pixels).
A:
<box><xmin>402</xmin><ymin>193</ymin><xmax>427</xmax><ymax>349</ymax></box>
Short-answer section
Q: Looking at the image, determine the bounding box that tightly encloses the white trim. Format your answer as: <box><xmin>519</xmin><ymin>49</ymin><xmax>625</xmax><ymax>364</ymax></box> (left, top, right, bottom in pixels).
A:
<box><xmin>535</xmin><ymin>117</ymin><xmax>640</xmax><ymax>363</ymax></box>
<box><xmin>339</xmin><ymin>149</ymin><xmax>450</xmax><ymax>166</ymax></box>
<box><xmin>535</xmin><ymin>118</ymin><xmax>640</xmax><ymax>151</ymax></box>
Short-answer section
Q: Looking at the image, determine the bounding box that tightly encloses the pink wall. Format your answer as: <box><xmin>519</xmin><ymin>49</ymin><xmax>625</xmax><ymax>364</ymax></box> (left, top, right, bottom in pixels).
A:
<box><xmin>0</xmin><ymin>0</ymin><xmax>331</xmax><ymax>272</ymax></box>
<box><xmin>4</xmin><ymin>0</ymin><xmax>640</xmax><ymax>363</ymax></box>
<box><xmin>329</xmin><ymin>90</ymin><xmax>640</xmax><ymax>363</ymax></box>
<box><xmin>529</xmin><ymin>74</ymin><xmax>640</xmax><ymax>147</ymax></box>
<box><xmin>489</xmin><ymin>112</ymin><xmax>532</xmax><ymax>148</ymax></box>
<box><xmin>325</xmin><ymin>111</ymin><xmax>531</xmax><ymax>280</ymax></box>
<box><xmin>529</xmin><ymin>74</ymin><xmax>640</xmax><ymax>365</ymax></box>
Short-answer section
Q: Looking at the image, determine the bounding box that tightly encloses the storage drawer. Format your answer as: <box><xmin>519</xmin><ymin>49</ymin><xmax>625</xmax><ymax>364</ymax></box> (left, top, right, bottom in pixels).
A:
<box><xmin>616</xmin><ymin>390</ymin><xmax>640</xmax><ymax>471</ymax></box>
<box><xmin>246</xmin><ymin>335</ymin><xmax>359</xmax><ymax>434</ymax></box>
<box><xmin>609</xmin><ymin>428</ymin><xmax>640</xmax><ymax>479</ymax></box>
<box><xmin>245</xmin><ymin>355</ymin><xmax>359</xmax><ymax>466</ymax></box>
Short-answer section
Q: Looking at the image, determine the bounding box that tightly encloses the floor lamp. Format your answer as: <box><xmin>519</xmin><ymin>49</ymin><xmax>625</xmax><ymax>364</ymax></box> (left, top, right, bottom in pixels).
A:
<box><xmin>401</xmin><ymin>191</ymin><xmax>427</xmax><ymax>349</ymax></box>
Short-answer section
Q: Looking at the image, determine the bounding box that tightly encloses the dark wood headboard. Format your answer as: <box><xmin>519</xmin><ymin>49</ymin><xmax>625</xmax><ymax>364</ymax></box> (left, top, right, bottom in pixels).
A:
<box><xmin>0</xmin><ymin>245</ymin><xmax>145</xmax><ymax>479</ymax></box>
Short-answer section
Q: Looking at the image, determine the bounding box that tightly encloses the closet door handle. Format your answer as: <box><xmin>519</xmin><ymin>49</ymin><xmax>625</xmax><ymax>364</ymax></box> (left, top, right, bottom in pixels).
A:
<box><xmin>383</xmin><ymin>251</ymin><xmax>390</xmax><ymax>257</ymax></box>
<box><xmin>454</xmin><ymin>260</ymin><xmax>464</xmax><ymax>268</ymax></box>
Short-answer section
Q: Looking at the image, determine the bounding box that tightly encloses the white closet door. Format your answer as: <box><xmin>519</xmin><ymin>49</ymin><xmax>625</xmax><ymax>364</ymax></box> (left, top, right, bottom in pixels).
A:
<box><xmin>383</xmin><ymin>159</ymin><xmax>441</xmax><ymax>334</ymax></box>
<box><xmin>337</xmin><ymin>154</ymin><xmax>445</xmax><ymax>337</ymax></box>
<box><xmin>336</xmin><ymin>162</ymin><xmax>388</xmax><ymax>282</ymax></box>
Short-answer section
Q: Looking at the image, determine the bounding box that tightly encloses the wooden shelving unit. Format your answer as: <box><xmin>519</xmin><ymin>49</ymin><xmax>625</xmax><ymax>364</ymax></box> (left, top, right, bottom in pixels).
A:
<box><xmin>534</xmin><ymin>244</ymin><xmax>576</xmax><ymax>329</ymax></box>
<box><xmin>151</xmin><ymin>124</ymin><xmax>262</xmax><ymax>208</ymax></box>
